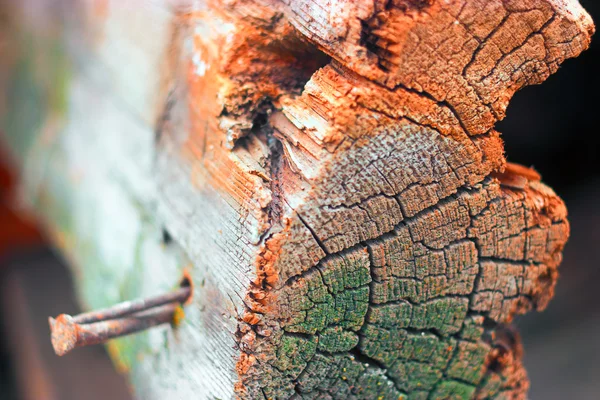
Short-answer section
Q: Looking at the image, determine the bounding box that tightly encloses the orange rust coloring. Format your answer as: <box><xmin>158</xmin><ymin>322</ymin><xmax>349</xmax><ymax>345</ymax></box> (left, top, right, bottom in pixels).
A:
<box><xmin>180</xmin><ymin>269</ymin><xmax>194</xmax><ymax>305</ymax></box>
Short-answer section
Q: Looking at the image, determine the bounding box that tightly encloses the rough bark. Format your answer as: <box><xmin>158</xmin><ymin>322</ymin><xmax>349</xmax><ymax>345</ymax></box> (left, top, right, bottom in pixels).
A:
<box><xmin>0</xmin><ymin>0</ymin><xmax>593</xmax><ymax>399</ymax></box>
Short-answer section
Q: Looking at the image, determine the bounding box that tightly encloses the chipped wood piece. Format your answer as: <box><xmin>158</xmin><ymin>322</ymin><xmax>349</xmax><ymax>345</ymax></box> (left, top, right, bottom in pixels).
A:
<box><xmin>493</xmin><ymin>162</ymin><xmax>543</xmax><ymax>190</ymax></box>
<box><xmin>0</xmin><ymin>0</ymin><xmax>593</xmax><ymax>399</ymax></box>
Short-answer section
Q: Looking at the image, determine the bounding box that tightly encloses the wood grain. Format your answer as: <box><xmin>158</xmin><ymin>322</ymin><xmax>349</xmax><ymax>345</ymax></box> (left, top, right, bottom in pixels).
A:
<box><xmin>0</xmin><ymin>0</ymin><xmax>593</xmax><ymax>398</ymax></box>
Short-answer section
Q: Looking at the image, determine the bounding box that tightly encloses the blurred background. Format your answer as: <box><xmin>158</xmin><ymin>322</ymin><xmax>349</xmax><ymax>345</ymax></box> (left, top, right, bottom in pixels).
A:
<box><xmin>0</xmin><ymin>0</ymin><xmax>599</xmax><ymax>399</ymax></box>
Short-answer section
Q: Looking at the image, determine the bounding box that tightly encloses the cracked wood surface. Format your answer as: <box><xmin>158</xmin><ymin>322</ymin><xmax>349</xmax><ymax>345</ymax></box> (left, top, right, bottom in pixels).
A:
<box><xmin>0</xmin><ymin>0</ymin><xmax>593</xmax><ymax>399</ymax></box>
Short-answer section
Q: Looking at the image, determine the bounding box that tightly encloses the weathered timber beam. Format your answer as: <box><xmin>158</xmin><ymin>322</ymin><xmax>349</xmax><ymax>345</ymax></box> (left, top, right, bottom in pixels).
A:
<box><xmin>0</xmin><ymin>0</ymin><xmax>594</xmax><ymax>399</ymax></box>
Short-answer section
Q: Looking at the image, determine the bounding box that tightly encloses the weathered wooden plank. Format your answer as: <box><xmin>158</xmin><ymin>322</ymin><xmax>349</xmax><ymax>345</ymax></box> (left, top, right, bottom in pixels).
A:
<box><xmin>0</xmin><ymin>0</ymin><xmax>593</xmax><ymax>399</ymax></box>
<box><xmin>1</xmin><ymin>1</ymin><xmax>241</xmax><ymax>398</ymax></box>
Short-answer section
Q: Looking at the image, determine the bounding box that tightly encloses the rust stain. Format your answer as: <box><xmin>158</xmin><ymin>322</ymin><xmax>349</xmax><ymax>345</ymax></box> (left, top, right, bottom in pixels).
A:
<box><xmin>180</xmin><ymin>268</ymin><xmax>194</xmax><ymax>306</ymax></box>
<box><xmin>172</xmin><ymin>305</ymin><xmax>186</xmax><ymax>327</ymax></box>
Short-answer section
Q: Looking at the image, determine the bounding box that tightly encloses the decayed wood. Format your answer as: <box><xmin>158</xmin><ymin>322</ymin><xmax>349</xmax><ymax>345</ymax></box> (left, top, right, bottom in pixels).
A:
<box><xmin>0</xmin><ymin>0</ymin><xmax>593</xmax><ymax>399</ymax></box>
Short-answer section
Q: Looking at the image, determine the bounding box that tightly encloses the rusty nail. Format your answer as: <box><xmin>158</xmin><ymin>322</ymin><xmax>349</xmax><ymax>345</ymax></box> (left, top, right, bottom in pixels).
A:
<box><xmin>49</xmin><ymin>286</ymin><xmax>191</xmax><ymax>356</ymax></box>
<box><xmin>71</xmin><ymin>286</ymin><xmax>190</xmax><ymax>324</ymax></box>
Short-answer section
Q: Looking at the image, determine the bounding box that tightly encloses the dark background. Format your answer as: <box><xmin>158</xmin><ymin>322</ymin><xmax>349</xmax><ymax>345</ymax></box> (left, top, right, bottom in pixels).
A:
<box><xmin>1</xmin><ymin>1</ymin><xmax>600</xmax><ymax>399</ymax></box>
